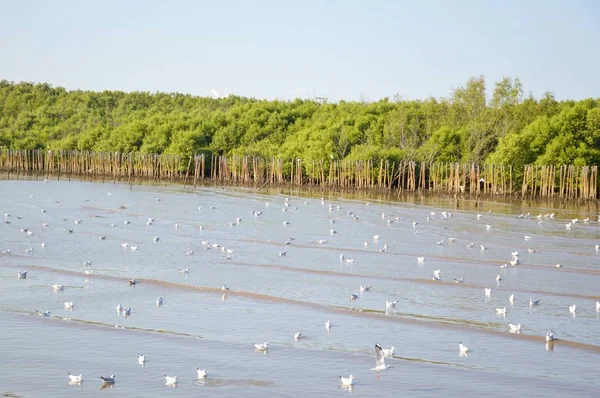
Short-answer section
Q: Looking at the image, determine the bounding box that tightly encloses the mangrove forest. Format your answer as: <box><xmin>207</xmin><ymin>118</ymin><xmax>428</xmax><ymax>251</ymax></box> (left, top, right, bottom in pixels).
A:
<box><xmin>1</xmin><ymin>77</ymin><xmax>599</xmax><ymax>189</ymax></box>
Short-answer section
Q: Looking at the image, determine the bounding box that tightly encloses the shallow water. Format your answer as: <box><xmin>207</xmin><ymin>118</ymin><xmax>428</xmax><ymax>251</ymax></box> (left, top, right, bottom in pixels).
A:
<box><xmin>0</xmin><ymin>180</ymin><xmax>599</xmax><ymax>397</ymax></box>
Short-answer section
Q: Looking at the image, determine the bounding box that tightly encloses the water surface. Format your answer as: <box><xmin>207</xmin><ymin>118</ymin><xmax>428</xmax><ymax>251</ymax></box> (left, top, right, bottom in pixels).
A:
<box><xmin>0</xmin><ymin>180</ymin><xmax>599</xmax><ymax>397</ymax></box>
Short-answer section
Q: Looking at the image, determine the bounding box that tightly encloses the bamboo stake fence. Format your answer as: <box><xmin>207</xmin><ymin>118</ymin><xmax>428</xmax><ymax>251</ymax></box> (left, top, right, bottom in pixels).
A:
<box><xmin>0</xmin><ymin>149</ymin><xmax>598</xmax><ymax>201</ymax></box>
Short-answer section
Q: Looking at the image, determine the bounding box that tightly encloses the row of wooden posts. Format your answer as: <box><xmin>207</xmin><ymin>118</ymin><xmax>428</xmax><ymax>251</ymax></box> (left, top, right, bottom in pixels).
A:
<box><xmin>0</xmin><ymin>149</ymin><xmax>598</xmax><ymax>201</ymax></box>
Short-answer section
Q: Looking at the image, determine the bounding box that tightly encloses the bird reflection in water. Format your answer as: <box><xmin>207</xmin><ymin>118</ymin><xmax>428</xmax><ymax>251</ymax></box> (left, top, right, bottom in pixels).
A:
<box><xmin>100</xmin><ymin>382</ymin><xmax>115</xmax><ymax>390</ymax></box>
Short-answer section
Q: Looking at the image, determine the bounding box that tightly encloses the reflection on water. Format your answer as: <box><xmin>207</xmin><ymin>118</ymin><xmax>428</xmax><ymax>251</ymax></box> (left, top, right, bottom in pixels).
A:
<box><xmin>99</xmin><ymin>382</ymin><xmax>115</xmax><ymax>390</ymax></box>
<box><xmin>340</xmin><ymin>384</ymin><xmax>354</xmax><ymax>394</ymax></box>
<box><xmin>0</xmin><ymin>180</ymin><xmax>599</xmax><ymax>396</ymax></box>
<box><xmin>67</xmin><ymin>381</ymin><xmax>82</xmax><ymax>387</ymax></box>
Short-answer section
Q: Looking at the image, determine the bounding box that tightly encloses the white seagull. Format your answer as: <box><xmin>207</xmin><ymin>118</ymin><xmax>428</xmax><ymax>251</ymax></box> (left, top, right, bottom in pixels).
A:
<box><xmin>546</xmin><ymin>330</ymin><xmax>555</xmax><ymax>341</ymax></box>
<box><xmin>385</xmin><ymin>300</ymin><xmax>398</xmax><ymax>310</ymax></box>
<box><xmin>294</xmin><ymin>331</ymin><xmax>302</xmax><ymax>341</ymax></box>
<box><xmin>99</xmin><ymin>375</ymin><xmax>115</xmax><ymax>384</ymax></box>
<box><xmin>164</xmin><ymin>375</ymin><xmax>177</xmax><ymax>385</ymax></box>
<box><xmin>64</xmin><ymin>301</ymin><xmax>74</xmax><ymax>309</ymax></box>
<box><xmin>569</xmin><ymin>305</ymin><xmax>577</xmax><ymax>314</ymax></box>
<box><xmin>254</xmin><ymin>342</ymin><xmax>269</xmax><ymax>351</ymax></box>
<box><xmin>339</xmin><ymin>375</ymin><xmax>355</xmax><ymax>387</ymax></box>
<box><xmin>530</xmin><ymin>299</ymin><xmax>540</xmax><ymax>307</ymax></box>
<box><xmin>382</xmin><ymin>346</ymin><xmax>395</xmax><ymax>357</ymax></box>
<box><xmin>360</xmin><ymin>285</ymin><xmax>371</xmax><ymax>293</ymax></box>
<box><xmin>509</xmin><ymin>294</ymin><xmax>515</xmax><ymax>305</ymax></box>
<box><xmin>197</xmin><ymin>368</ymin><xmax>207</xmax><ymax>378</ymax></box>
<box><xmin>326</xmin><ymin>320</ymin><xmax>332</xmax><ymax>333</ymax></box>
<box><xmin>18</xmin><ymin>271</ymin><xmax>27</xmax><ymax>279</ymax></box>
<box><xmin>138</xmin><ymin>353</ymin><xmax>146</xmax><ymax>366</ymax></box>
<box><xmin>485</xmin><ymin>288</ymin><xmax>492</xmax><ymax>297</ymax></box>
<box><xmin>459</xmin><ymin>342</ymin><xmax>469</xmax><ymax>356</ymax></box>
<box><xmin>68</xmin><ymin>373</ymin><xmax>83</xmax><ymax>383</ymax></box>
<box><xmin>371</xmin><ymin>343</ymin><xmax>393</xmax><ymax>377</ymax></box>
<box><xmin>496</xmin><ymin>307</ymin><xmax>507</xmax><ymax>315</ymax></box>
<box><xmin>52</xmin><ymin>284</ymin><xmax>64</xmax><ymax>291</ymax></box>
<box><xmin>509</xmin><ymin>323</ymin><xmax>521</xmax><ymax>333</ymax></box>
<box><xmin>156</xmin><ymin>297</ymin><xmax>164</xmax><ymax>307</ymax></box>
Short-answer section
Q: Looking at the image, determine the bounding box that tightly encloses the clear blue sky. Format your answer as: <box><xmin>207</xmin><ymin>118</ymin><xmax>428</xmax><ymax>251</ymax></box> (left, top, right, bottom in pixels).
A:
<box><xmin>1</xmin><ymin>0</ymin><xmax>598</xmax><ymax>101</ymax></box>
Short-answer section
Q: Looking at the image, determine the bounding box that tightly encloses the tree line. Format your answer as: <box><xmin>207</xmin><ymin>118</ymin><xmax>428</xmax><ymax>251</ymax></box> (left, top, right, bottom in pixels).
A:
<box><xmin>1</xmin><ymin>77</ymin><xmax>599</xmax><ymax>178</ymax></box>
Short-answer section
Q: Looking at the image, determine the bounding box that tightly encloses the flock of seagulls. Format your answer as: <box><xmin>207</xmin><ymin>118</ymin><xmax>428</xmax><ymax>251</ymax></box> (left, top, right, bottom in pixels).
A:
<box><xmin>413</xmin><ymin>210</ymin><xmax>600</xmax><ymax>343</ymax></box>
<box><xmin>30</xmin><ymin>269</ymin><xmax>210</xmax><ymax>387</ymax></box>
<box><xmin>2</xmin><ymin>186</ymin><xmax>600</xmax><ymax>392</ymax></box>
<box><xmin>5</xmin><ymin>203</ymin><xmax>220</xmax><ymax>388</ymax></box>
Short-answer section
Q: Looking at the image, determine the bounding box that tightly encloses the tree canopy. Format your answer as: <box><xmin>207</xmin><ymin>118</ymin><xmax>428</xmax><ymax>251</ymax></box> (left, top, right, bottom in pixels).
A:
<box><xmin>1</xmin><ymin>78</ymin><xmax>598</xmax><ymax>167</ymax></box>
